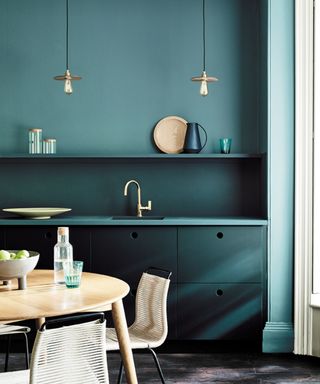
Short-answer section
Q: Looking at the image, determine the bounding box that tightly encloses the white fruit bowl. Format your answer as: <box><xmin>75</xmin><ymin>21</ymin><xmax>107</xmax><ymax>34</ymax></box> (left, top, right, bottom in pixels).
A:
<box><xmin>0</xmin><ymin>251</ymin><xmax>40</xmax><ymax>290</ymax></box>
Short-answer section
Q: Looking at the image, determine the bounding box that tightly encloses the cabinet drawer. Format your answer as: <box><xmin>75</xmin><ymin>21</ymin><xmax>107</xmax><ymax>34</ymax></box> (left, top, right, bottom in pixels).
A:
<box><xmin>5</xmin><ymin>227</ymin><xmax>91</xmax><ymax>270</ymax></box>
<box><xmin>177</xmin><ymin>283</ymin><xmax>263</xmax><ymax>340</ymax></box>
<box><xmin>178</xmin><ymin>226</ymin><xmax>265</xmax><ymax>283</ymax></box>
<box><xmin>92</xmin><ymin>227</ymin><xmax>177</xmax><ymax>285</ymax></box>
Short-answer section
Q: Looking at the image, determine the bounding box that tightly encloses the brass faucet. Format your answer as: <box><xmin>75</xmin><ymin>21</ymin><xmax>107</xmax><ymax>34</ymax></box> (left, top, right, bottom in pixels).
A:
<box><xmin>124</xmin><ymin>180</ymin><xmax>152</xmax><ymax>217</ymax></box>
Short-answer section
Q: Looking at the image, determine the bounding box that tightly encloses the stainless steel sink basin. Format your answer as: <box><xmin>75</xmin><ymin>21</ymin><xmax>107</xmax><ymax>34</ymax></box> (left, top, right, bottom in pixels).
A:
<box><xmin>111</xmin><ymin>216</ymin><xmax>165</xmax><ymax>220</ymax></box>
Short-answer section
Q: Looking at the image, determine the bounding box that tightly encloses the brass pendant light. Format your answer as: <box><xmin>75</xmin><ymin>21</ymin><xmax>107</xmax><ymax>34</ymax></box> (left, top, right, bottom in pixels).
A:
<box><xmin>191</xmin><ymin>0</ymin><xmax>218</xmax><ymax>96</ymax></box>
<box><xmin>54</xmin><ymin>0</ymin><xmax>81</xmax><ymax>95</ymax></box>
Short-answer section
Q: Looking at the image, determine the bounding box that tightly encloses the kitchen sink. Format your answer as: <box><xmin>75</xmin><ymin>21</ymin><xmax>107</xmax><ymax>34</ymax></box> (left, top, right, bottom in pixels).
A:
<box><xmin>111</xmin><ymin>216</ymin><xmax>165</xmax><ymax>220</ymax></box>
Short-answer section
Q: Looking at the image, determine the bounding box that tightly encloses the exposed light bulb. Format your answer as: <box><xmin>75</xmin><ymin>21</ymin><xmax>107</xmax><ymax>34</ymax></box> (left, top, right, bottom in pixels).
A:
<box><xmin>200</xmin><ymin>80</ymin><xmax>208</xmax><ymax>96</ymax></box>
<box><xmin>64</xmin><ymin>79</ymin><xmax>73</xmax><ymax>95</ymax></box>
<box><xmin>54</xmin><ymin>69</ymin><xmax>81</xmax><ymax>94</ymax></box>
<box><xmin>192</xmin><ymin>70</ymin><xmax>217</xmax><ymax>96</ymax></box>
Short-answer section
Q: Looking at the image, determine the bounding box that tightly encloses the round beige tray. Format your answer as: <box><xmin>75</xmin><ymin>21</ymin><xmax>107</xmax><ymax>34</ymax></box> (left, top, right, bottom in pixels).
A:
<box><xmin>153</xmin><ymin>116</ymin><xmax>188</xmax><ymax>154</ymax></box>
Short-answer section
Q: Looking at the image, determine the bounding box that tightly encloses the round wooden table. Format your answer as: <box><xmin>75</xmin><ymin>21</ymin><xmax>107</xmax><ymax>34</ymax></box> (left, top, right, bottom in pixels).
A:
<box><xmin>0</xmin><ymin>269</ymin><xmax>138</xmax><ymax>384</ymax></box>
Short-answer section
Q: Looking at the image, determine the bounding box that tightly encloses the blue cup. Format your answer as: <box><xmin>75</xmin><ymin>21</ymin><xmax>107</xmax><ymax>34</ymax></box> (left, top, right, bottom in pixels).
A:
<box><xmin>219</xmin><ymin>138</ymin><xmax>232</xmax><ymax>154</ymax></box>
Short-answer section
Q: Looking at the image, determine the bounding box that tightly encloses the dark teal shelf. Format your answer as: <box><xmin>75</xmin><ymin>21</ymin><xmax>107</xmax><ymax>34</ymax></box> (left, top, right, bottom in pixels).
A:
<box><xmin>0</xmin><ymin>153</ymin><xmax>265</xmax><ymax>161</ymax></box>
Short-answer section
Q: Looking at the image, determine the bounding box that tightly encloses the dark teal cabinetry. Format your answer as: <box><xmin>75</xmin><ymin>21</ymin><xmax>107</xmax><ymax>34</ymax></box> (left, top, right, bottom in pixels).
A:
<box><xmin>177</xmin><ymin>226</ymin><xmax>266</xmax><ymax>340</ymax></box>
<box><xmin>0</xmin><ymin>229</ymin><xmax>4</xmax><ymax>248</ymax></box>
<box><xmin>178</xmin><ymin>283</ymin><xmax>262</xmax><ymax>340</ymax></box>
<box><xmin>91</xmin><ymin>226</ymin><xmax>177</xmax><ymax>337</ymax></box>
<box><xmin>178</xmin><ymin>226</ymin><xmax>264</xmax><ymax>283</ymax></box>
<box><xmin>4</xmin><ymin>227</ymin><xmax>91</xmax><ymax>270</ymax></box>
<box><xmin>91</xmin><ymin>227</ymin><xmax>177</xmax><ymax>285</ymax></box>
<box><xmin>0</xmin><ymin>224</ymin><xmax>265</xmax><ymax>341</ymax></box>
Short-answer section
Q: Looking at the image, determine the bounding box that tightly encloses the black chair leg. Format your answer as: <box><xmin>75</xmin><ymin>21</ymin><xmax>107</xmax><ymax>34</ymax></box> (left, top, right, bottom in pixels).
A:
<box><xmin>116</xmin><ymin>348</ymin><xmax>165</xmax><ymax>384</ymax></box>
<box><xmin>116</xmin><ymin>359</ymin><xmax>124</xmax><ymax>384</ymax></box>
<box><xmin>23</xmin><ymin>332</ymin><xmax>30</xmax><ymax>369</ymax></box>
<box><xmin>148</xmin><ymin>348</ymin><xmax>166</xmax><ymax>384</ymax></box>
<box><xmin>4</xmin><ymin>335</ymin><xmax>11</xmax><ymax>372</ymax></box>
<box><xmin>3</xmin><ymin>332</ymin><xmax>29</xmax><ymax>372</ymax></box>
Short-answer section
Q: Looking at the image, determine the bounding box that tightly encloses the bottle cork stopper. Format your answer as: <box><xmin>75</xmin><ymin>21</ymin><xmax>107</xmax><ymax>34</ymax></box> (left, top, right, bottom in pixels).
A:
<box><xmin>58</xmin><ymin>227</ymin><xmax>69</xmax><ymax>236</ymax></box>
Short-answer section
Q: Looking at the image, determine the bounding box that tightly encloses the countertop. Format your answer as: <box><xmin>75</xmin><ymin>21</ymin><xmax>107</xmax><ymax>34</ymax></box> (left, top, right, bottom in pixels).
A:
<box><xmin>0</xmin><ymin>216</ymin><xmax>268</xmax><ymax>226</ymax></box>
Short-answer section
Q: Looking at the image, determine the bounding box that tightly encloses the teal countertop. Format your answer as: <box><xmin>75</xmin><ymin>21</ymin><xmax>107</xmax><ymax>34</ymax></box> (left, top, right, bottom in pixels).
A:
<box><xmin>0</xmin><ymin>216</ymin><xmax>268</xmax><ymax>226</ymax></box>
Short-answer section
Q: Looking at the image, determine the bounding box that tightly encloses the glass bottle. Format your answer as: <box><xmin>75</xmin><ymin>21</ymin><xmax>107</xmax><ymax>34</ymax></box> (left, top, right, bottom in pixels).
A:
<box><xmin>54</xmin><ymin>227</ymin><xmax>73</xmax><ymax>284</ymax></box>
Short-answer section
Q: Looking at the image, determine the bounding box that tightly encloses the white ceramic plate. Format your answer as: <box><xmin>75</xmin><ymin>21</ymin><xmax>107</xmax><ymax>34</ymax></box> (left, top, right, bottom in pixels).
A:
<box><xmin>153</xmin><ymin>116</ymin><xmax>188</xmax><ymax>154</ymax></box>
<box><xmin>3</xmin><ymin>208</ymin><xmax>71</xmax><ymax>219</ymax></box>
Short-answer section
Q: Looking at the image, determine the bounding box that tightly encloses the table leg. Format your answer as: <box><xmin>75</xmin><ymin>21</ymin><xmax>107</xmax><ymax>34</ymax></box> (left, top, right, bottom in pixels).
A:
<box><xmin>112</xmin><ymin>299</ymin><xmax>138</xmax><ymax>384</ymax></box>
<box><xmin>35</xmin><ymin>317</ymin><xmax>45</xmax><ymax>329</ymax></box>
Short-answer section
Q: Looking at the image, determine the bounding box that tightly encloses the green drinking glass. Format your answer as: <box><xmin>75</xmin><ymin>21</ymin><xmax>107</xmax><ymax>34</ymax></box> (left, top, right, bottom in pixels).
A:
<box><xmin>63</xmin><ymin>260</ymin><xmax>83</xmax><ymax>288</ymax></box>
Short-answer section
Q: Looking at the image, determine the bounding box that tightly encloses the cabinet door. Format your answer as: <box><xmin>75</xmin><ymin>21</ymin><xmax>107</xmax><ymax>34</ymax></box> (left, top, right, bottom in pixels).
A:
<box><xmin>178</xmin><ymin>226</ymin><xmax>265</xmax><ymax>283</ymax></box>
<box><xmin>92</xmin><ymin>227</ymin><xmax>177</xmax><ymax>284</ymax></box>
<box><xmin>177</xmin><ymin>283</ymin><xmax>263</xmax><ymax>340</ymax></box>
<box><xmin>91</xmin><ymin>226</ymin><xmax>177</xmax><ymax>338</ymax></box>
<box><xmin>0</xmin><ymin>229</ymin><xmax>4</xmax><ymax>249</ymax></box>
<box><xmin>5</xmin><ymin>227</ymin><xmax>91</xmax><ymax>271</ymax></box>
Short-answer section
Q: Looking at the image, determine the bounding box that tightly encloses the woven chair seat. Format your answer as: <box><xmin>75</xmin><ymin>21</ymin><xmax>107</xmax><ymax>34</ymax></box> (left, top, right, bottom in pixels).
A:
<box><xmin>0</xmin><ymin>364</ymin><xmax>105</xmax><ymax>384</ymax></box>
<box><xmin>0</xmin><ymin>369</ymin><xmax>29</xmax><ymax>384</ymax></box>
<box><xmin>106</xmin><ymin>328</ymin><xmax>148</xmax><ymax>350</ymax></box>
<box><xmin>106</xmin><ymin>326</ymin><xmax>165</xmax><ymax>351</ymax></box>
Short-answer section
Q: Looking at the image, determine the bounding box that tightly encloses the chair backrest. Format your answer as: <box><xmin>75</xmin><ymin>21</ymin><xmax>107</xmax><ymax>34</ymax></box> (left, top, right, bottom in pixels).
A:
<box><xmin>0</xmin><ymin>324</ymin><xmax>30</xmax><ymax>335</ymax></box>
<box><xmin>29</xmin><ymin>313</ymin><xmax>109</xmax><ymax>384</ymax></box>
<box><xmin>131</xmin><ymin>268</ymin><xmax>171</xmax><ymax>348</ymax></box>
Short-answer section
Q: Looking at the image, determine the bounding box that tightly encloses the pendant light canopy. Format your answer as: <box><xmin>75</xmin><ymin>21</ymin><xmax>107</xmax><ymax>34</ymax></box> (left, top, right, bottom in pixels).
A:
<box><xmin>54</xmin><ymin>0</ymin><xmax>81</xmax><ymax>95</ymax></box>
<box><xmin>191</xmin><ymin>0</ymin><xmax>218</xmax><ymax>96</ymax></box>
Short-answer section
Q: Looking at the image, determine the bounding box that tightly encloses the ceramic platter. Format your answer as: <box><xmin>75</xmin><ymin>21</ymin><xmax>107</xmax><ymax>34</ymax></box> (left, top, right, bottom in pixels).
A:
<box><xmin>153</xmin><ymin>115</ymin><xmax>188</xmax><ymax>154</ymax></box>
<box><xmin>3</xmin><ymin>207</ymin><xmax>72</xmax><ymax>219</ymax></box>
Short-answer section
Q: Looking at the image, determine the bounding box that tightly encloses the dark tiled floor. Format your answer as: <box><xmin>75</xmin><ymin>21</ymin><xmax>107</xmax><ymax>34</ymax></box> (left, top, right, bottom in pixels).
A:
<box><xmin>1</xmin><ymin>351</ymin><xmax>320</xmax><ymax>383</ymax></box>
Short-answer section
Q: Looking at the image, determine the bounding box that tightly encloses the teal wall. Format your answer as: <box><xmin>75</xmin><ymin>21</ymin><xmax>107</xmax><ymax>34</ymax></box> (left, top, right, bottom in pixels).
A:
<box><xmin>0</xmin><ymin>0</ymin><xmax>262</xmax><ymax>155</ymax></box>
<box><xmin>0</xmin><ymin>0</ymin><xmax>266</xmax><ymax>217</ymax></box>
<box><xmin>263</xmin><ymin>0</ymin><xmax>295</xmax><ymax>352</ymax></box>
<box><xmin>0</xmin><ymin>159</ymin><xmax>263</xmax><ymax>217</ymax></box>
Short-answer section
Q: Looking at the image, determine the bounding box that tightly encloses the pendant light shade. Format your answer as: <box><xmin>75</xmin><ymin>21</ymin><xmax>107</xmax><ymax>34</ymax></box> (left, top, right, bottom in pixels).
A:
<box><xmin>191</xmin><ymin>0</ymin><xmax>218</xmax><ymax>96</ymax></box>
<box><xmin>54</xmin><ymin>0</ymin><xmax>81</xmax><ymax>95</ymax></box>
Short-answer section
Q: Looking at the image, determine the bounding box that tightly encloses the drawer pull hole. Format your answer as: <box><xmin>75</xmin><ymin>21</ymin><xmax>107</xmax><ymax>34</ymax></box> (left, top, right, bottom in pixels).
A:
<box><xmin>216</xmin><ymin>289</ymin><xmax>224</xmax><ymax>296</ymax></box>
<box><xmin>45</xmin><ymin>232</ymin><xmax>52</xmax><ymax>239</ymax></box>
<box><xmin>216</xmin><ymin>232</ymin><xmax>224</xmax><ymax>239</ymax></box>
<box><xmin>130</xmin><ymin>232</ymin><xmax>138</xmax><ymax>240</ymax></box>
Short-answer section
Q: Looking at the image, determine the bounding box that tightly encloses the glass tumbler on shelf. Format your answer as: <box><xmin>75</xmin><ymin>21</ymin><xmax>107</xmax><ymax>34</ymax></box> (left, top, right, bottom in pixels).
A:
<box><xmin>219</xmin><ymin>138</ymin><xmax>232</xmax><ymax>154</ymax></box>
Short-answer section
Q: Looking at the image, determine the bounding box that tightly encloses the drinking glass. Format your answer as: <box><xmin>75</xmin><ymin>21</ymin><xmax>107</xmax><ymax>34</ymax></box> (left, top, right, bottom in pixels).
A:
<box><xmin>63</xmin><ymin>260</ymin><xmax>83</xmax><ymax>288</ymax></box>
<box><xmin>219</xmin><ymin>138</ymin><xmax>232</xmax><ymax>154</ymax></box>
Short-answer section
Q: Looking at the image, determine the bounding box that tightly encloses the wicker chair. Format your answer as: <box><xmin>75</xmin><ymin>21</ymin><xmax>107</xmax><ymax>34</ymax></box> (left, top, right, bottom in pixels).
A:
<box><xmin>106</xmin><ymin>267</ymin><xmax>172</xmax><ymax>384</ymax></box>
<box><xmin>0</xmin><ymin>312</ymin><xmax>109</xmax><ymax>384</ymax></box>
<box><xmin>0</xmin><ymin>324</ymin><xmax>30</xmax><ymax>372</ymax></box>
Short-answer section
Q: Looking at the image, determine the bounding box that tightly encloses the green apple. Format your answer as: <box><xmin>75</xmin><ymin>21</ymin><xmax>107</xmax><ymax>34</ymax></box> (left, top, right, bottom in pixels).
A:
<box><xmin>0</xmin><ymin>250</ymin><xmax>11</xmax><ymax>260</ymax></box>
<box><xmin>10</xmin><ymin>252</ymin><xmax>16</xmax><ymax>259</ymax></box>
<box><xmin>15</xmin><ymin>250</ymin><xmax>30</xmax><ymax>259</ymax></box>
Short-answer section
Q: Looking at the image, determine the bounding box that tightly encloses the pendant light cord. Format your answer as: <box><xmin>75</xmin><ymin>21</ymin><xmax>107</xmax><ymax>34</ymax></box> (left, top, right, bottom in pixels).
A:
<box><xmin>202</xmin><ymin>0</ymin><xmax>206</xmax><ymax>72</ymax></box>
<box><xmin>66</xmin><ymin>0</ymin><xmax>69</xmax><ymax>70</ymax></box>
